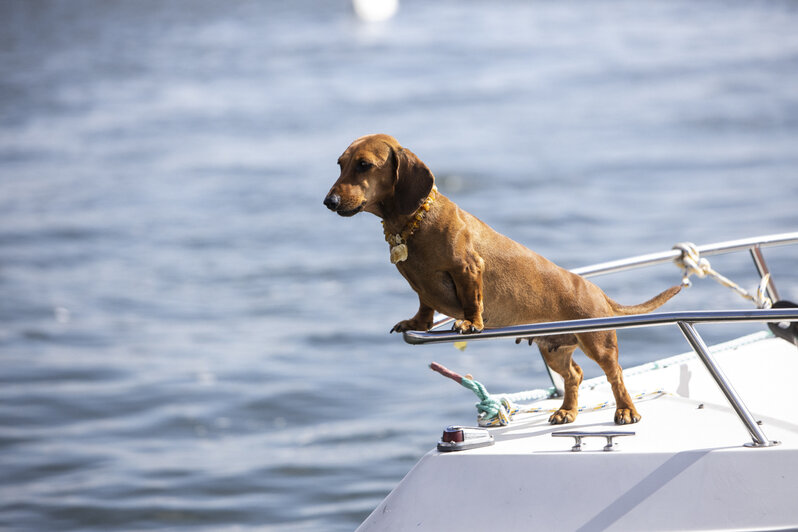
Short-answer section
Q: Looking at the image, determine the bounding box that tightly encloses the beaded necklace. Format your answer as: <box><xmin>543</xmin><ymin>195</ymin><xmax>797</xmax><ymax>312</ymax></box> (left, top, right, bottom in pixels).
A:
<box><xmin>381</xmin><ymin>186</ymin><xmax>437</xmax><ymax>264</ymax></box>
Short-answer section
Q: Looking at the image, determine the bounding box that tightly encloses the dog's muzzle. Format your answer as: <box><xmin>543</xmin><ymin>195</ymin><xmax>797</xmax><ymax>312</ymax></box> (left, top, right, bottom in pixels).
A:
<box><xmin>323</xmin><ymin>193</ymin><xmax>341</xmax><ymax>211</ymax></box>
<box><xmin>324</xmin><ymin>193</ymin><xmax>365</xmax><ymax>217</ymax></box>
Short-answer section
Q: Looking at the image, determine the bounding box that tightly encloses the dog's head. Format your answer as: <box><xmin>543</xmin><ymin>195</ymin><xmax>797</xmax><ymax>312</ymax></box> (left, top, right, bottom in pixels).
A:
<box><xmin>324</xmin><ymin>134</ymin><xmax>434</xmax><ymax>218</ymax></box>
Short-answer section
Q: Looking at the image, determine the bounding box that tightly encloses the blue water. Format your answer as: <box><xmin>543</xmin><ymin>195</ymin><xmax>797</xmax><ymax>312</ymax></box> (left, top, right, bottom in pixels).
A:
<box><xmin>1</xmin><ymin>1</ymin><xmax>797</xmax><ymax>530</ymax></box>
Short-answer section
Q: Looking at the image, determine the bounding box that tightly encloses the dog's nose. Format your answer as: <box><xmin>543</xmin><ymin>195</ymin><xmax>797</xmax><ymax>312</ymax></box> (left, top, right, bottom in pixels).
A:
<box><xmin>324</xmin><ymin>193</ymin><xmax>341</xmax><ymax>211</ymax></box>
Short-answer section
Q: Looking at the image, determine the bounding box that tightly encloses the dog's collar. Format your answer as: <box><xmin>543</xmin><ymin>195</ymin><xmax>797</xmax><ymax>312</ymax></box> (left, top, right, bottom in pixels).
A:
<box><xmin>382</xmin><ymin>186</ymin><xmax>437</xmax><ymax>264</ymax></box>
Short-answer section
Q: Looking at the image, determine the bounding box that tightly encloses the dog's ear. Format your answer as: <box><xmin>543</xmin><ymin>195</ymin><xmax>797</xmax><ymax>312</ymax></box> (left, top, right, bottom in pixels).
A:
<box><xmin>394</xmin><ymin>147</ymin><xmax>434</xmax><ymax>215</ymax></box>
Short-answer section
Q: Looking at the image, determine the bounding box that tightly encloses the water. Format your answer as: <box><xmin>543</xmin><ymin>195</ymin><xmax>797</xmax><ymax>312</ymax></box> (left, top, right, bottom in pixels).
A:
<box><xmin>1</xmin><ymin>0</ymin><xmax>797</xmax><ymax>530</ymax></box>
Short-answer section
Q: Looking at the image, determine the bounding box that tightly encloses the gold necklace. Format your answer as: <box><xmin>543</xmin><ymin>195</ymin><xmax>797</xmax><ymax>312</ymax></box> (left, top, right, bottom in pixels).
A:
<box><xmin>382</xmin><ymin>186</ymin><xmax>437</xmax><ymax>264</ymax></box>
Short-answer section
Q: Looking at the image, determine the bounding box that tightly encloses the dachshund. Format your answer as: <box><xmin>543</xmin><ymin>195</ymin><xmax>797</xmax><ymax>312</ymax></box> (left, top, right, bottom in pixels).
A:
<box><xmin>324</xmin><ymin>134</ymin><xmax>680</xmax><ymax>425</ymax></box>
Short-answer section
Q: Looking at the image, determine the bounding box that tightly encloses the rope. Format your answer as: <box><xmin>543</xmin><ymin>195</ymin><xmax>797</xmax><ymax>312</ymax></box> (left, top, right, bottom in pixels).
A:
<box><xmin>673</xmin><ymin>242</ymin><xmax>772</xmax><ymax>308</ymax></box>
<box><xmin>430</xmin><ymin>362</ymin><xmax>666</xmax><ymax>427</ymax></box>
<box><xmin>478</xmin><ymin>388</ymin><xmax>667</xmax><ymax>427</ymax></box>
<box><xmin>429</xmin><ymin>362</ymin><xmax>513</xmax><ymax>425</ymax></box>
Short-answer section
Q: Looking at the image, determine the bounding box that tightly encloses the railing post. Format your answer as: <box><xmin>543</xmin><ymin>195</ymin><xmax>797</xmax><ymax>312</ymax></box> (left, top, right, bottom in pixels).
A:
<box><xmin>676</xmin><ymin>321</ymin><xmax>778</xmax><ymax>448</ymax></box>
<box><xmin>750</xmin><ymin>245</ymin><xmax>781</xmax><ymax>303</ymax></box>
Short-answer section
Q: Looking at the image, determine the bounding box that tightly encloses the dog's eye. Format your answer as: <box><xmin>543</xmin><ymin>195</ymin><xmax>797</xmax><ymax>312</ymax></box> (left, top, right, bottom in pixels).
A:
<box><xmin>357</xmin><ymin>160</ymin><xmax>373</xmax><ymax>171</ymax></box>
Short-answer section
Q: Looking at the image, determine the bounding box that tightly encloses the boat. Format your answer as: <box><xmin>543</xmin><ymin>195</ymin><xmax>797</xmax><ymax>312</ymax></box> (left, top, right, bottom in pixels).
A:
<box><xmin>357</xmin><ymin>233</ymin><xmax>798</xmax><ymax>532</ymax></box>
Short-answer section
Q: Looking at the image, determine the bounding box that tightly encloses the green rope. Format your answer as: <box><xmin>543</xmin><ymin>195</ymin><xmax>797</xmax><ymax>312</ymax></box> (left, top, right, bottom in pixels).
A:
<box><xmin>459</xmin><ymin>377</ymin><xmax>504</xmax><ymax>420</ymax></box>
<box><xmin>429</xmin><ymin>361</ymin><xmax>512</xmax><ymax>425</ymax></box>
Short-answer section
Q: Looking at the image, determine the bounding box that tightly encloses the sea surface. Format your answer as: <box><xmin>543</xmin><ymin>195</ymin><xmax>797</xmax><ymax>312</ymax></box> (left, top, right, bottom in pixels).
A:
<box><xmin>1</xmin><ymin>1</ymin><xmax>798</xmax><ymax>530</ymax></box>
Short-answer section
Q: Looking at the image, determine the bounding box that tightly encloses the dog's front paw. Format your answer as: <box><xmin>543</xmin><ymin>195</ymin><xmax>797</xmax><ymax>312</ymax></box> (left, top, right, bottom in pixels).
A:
<box><xmin>614</xmin><ymin>408</ymin><xmax>642</xmax><ymax>425</ymax></box>
<box><xmin>548</xmin><ymin>409</ymin><xmax>577</xmax><ymax>425</ymax></box>
<box><xmin>452</xmin><ymin>319</ymin><xmax>483</xmax><ymax>334</ymax></box>
<box><xmin>390</xmin><ymin>319</ymin><xmax>429</xmax><ymax>333</ymax></box>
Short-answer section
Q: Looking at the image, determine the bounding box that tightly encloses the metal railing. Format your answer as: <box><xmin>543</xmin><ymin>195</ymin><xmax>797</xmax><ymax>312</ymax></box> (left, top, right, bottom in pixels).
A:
<box><xmin>403</xmin><ymin>308</ymin><xmax>798</xmax><ymax>345</ymax></box>
<box><xmin>571</xmin><ymin>231</ymin><xmax>798</xmax><ymax>305</ymax></box>
<box><xmin>570</xmin><ymin>232</ymin><xmax>798</xmax><ymax>278</ymax></box>
<box><xmin>402</xmin><ymin>233</ymin><xmax>798</xmax><ymax>447</ymax></box>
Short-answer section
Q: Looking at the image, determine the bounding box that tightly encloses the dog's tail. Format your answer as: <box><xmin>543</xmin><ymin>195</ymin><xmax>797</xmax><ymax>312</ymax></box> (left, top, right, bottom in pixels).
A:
<box><xmin>607</xmin><ymin>285</ymin><xmax>682</xmax><ymax>316</ymax></box>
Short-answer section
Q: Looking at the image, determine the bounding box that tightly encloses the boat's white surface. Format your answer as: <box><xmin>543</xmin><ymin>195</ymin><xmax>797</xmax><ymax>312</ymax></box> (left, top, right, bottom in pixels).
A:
<box><xmin>358</xmin><ymin>332</ymin><xmax>798</xmax><ymax>531</ymax></box>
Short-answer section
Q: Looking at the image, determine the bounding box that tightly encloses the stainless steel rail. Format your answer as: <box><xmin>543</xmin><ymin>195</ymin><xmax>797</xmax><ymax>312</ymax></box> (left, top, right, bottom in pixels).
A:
<box><xmin>570</xmin><ymin>231</ymin><xmax>798</xmax><ymax>277</ymax></box>
<box><xmin>403</xmin><ymin>309</ymin><xmax>798</xmax><ymax>345</ymax></box>
<box><xmin>676</xmin><ymin>321</ymin><xmax>776</xmax><ymax>447</ymax></box>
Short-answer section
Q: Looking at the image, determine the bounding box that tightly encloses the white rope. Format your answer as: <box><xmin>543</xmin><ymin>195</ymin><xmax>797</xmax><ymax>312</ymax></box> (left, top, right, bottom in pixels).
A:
<box><xmin>479</xmin><ymin>389</ymin><xmax>668</xmax><ymax>427</ymax></box>
<box><xmin>673</xmin><ymin>242</ymin><xmax>772</xmax><ymax>309</ymax></box>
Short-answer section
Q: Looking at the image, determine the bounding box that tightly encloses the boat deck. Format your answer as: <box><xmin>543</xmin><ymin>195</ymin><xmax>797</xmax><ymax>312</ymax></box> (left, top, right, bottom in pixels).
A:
<box><xmin>358</xmin><ymin>333</ymin><xmax>798</xmax><ymax>531</ymax></box>
<box><xmin>491</xmin><ymin>332</ymin><xmax>798</xmax><ymax>453</ymax></box>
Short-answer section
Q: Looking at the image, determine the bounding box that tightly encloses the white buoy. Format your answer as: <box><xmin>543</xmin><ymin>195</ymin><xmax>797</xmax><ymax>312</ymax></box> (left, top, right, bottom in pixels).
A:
<box><xmin>352</xmin><ymin>0</ymin><xmax>398</xmax><ymax>22</ymax></box>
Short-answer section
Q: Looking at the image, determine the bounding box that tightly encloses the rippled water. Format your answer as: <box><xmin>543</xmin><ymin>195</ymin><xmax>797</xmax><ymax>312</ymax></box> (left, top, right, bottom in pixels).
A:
<box><xmin>2</xmin><ymin>1</ymin><xmax>797</xmax><ymax>530</ymax></box>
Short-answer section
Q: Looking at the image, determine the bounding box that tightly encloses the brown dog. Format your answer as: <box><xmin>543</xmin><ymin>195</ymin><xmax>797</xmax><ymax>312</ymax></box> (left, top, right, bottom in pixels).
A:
<box><xmin>324</xmin><ymin>134</ymin><xmax>680</xmax><ymax>425</ymax></box>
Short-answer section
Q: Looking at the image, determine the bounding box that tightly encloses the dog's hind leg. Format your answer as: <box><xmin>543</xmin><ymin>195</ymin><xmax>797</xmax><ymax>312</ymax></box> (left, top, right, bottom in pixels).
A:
<box><xmin>538</xmin><ymin>338</ymin><xmax>582</xmax><ymax>424</ymax></box>
<box><xmin>577</xmin><ymin>331</ymin><xmax>641</xmax><ymax>425</ymax></box>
